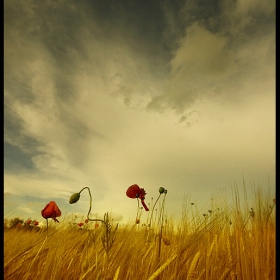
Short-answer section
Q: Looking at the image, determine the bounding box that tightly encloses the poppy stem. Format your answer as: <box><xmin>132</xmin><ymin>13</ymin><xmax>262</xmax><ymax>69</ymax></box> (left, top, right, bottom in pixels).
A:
<box><xmin>145</xmin><ymin>194</ymin><xmax>162</xmax><ymax>243</ymax></box>
<box><xmin>157</xmin><ymin>193</ymin><xmax>166</xmax><ymax>265</ymax></box>
<box><xmin>136</xmin><ymin>198</ymin><xmax>140</xmax><ymax>220</ymax></box>
<box><xmin>141</xmin><ymin>199</ymin><xmax>149</xmax><ymax>211</ymax></box>
<box><xmin>148</xmin><ymin>193</ymin><xmax>162</xmax><ymax>228</ymax></box>
<box><xmin>78</xmin><ymin>186</ymin><xmax>109</xmax><ymax>228</ymax></box>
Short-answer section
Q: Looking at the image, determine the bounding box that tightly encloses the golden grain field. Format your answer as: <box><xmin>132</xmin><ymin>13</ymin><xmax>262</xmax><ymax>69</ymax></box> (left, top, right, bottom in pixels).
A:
<box><xmin>4</xmin><ymin>186</ymin><xmax>275</xmax><ymax>280</ymax></box>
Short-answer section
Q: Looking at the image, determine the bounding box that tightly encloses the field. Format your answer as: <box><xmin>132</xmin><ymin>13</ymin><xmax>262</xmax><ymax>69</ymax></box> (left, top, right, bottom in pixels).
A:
<box><xmin>4</xmin><ymin>186</ymin><xmax>275</xmax><ymax>280</ymax></box>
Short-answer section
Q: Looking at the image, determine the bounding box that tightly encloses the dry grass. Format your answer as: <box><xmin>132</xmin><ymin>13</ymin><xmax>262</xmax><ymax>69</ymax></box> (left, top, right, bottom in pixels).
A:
<box><xmin>4</xmin><ymin>186</ymin><xmax>275</xmax><ymax>280</ymax></box>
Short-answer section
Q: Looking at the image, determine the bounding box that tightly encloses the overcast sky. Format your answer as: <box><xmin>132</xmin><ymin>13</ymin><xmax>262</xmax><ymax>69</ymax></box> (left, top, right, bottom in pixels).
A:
<box><xmin>4</xmin><ymin>0</ymin><xmax>275</xmax><ymax>225</ymax></box>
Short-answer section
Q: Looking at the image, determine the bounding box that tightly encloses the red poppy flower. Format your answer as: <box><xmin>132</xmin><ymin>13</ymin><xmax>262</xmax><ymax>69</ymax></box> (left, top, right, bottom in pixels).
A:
<box><xmin>26</xmin><ymin>219</ymin><xmax>32</xmax><ymax>225</ymax></box>
<box><xmin>41</xmin><ymin>201</ymin><xmax>61</xmax><ymax>223</ymax></box>
<box><xmin>95</xmin><ymin>223</ymin><xmax>99</xmax><ymax>229</ymax></box>
<box><xmin>34</xmin><ymin>221</ymin><xmax>39</xmax><ymax>226</ymax></box>
<box><xmin>78</xmin><ymin>222</ymin><xmax>84</xmax><ymax>227</ymax></box>
<box><xmin>126</xmin><ymin>184</ymin><xmax>149</xmax><ymax>211</ymax></box>
<box><xmin>85</xmin><ymin>219</ymin><xmax>89</xmax><ymax>223</ymax></box>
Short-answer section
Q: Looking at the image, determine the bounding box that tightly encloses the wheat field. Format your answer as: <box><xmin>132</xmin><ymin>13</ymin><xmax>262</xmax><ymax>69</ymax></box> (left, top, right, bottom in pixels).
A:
<box><xmin>4</xmin><ymin>186</ymin><xmax>275</xmax><ymax>280</ymax></box>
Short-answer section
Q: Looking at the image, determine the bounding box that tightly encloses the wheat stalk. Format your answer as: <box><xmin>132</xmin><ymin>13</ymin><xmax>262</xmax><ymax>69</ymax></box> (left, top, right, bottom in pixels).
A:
<box><xmin>187</xmin><ymin>251</ymin><xmax>200</xmax><ymax>280</ymax></box>
<box><xmin>218</xmin><ymin>262</ymin><xmax>237</xmax><ymax>280</ymax></box>
<box><xmin>113</xmin><ymin>266</ymin><xmax>121</xmax><ymax>280</ymax></box>
<box><xmin>79</xmin><ymin>263</ymin><xmax>97</xmax><ymax>280</ymax></box>
<box><xmin>207</xmin><ymin>235</ymin><xmax>217</xmax><ymax>257</ymax></box>
<box><xmin>148</xmin><ymin>254</ymin><xmax>177</xmax><ymax>280</ymax></box>
<box><xmin>227</xmin><ymin>239</ymin><xmax>232</xmax><ymax>264</ymax></box>
<box><xmin>196</xmin><ymin>268</ymin><xmax>206</xmax><ymax>280</ymax></box>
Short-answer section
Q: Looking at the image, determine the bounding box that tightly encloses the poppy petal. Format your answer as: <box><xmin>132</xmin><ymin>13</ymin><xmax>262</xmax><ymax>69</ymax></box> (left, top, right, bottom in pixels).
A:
<box><xmin>41</xmin><ymin>201</ymin><xmax>61</xmax><ymax>221</ymax></box>
<box><xmin>126</xmin><ymin>184</ymin><xmax>141</xmax><ymax>198</ymax></box>
<box><xmin>141</xmin><ymin>199</ymin><xmax>149</xmax><ymax>211</ymax></box>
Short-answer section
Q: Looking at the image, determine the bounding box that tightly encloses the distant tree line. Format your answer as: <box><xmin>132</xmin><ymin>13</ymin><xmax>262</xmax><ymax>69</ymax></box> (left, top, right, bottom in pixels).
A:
<box><xmin>4</xmin><ymin>217</ymin><xmax>40</xmax><ymax>230</ymax></box>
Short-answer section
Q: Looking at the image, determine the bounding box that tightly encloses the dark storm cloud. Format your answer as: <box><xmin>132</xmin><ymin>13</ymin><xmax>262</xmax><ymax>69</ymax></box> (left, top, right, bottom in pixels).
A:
<box><xmin>147</xmin><ymin>0</ymin><xmax>275</xmax><ymax>114</ymax></box>
<box><xmin>4</xmin><ymin>0</ymin><xmax>275</xmax><ymax>161</ymax></box>
<box><xmin>4</xmin><ymin>142</ymin><xmax>35</xmax><ymax>172</ymax></box>
<box><xmin>5</xmin><ymin>0</ymin><xmax>170</xmax><ymax>105</ymax></box>
<box><xmin>5</xmin><ymin>0</ymin><xmax>275</xmax><ymax>116</ymax></box>
<box><xmin>179</xmin><ymin>0</ymin><xmax>275</xmax><ymax>42</ymax></box>
<box><xmin>5</xmin><ymin>1</ymin><xmax>87</xmax><ymax>103</ymax></box>
<box><xmin>4</xmin><ymin>101</ymin><xmax>42</xmax><ymax>159</ymax></box>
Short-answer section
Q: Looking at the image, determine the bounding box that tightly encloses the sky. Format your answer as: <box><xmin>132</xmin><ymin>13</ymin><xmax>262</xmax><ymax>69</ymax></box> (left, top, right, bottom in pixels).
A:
<box><xmin>4</xmin><ymin>0</ymin><xmax>275</xmax><ymax>226</ymax></box>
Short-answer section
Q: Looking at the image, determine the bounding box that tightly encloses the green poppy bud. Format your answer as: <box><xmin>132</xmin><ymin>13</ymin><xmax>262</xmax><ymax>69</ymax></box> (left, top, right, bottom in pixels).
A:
<box><xmin>164</xmin><ymin>189</ymin><xmax>167</xmax><ymax>194</ymax></box>
<box><xmin>69</xmin><ymin>193</ymin><xmax>80</xmax><ymax>204</ymax></box>
<box><xmin>159</xmin><ymin>187</ymin><xmax>165</xmax><ymax>194</ymax></box>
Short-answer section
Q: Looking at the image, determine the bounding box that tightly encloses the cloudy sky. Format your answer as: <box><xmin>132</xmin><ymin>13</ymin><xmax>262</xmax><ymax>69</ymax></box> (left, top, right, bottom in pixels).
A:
<box><xmin>4</xmin><ymin>0</ymin><xmax>275</xmax><ymax>225</ymax></box>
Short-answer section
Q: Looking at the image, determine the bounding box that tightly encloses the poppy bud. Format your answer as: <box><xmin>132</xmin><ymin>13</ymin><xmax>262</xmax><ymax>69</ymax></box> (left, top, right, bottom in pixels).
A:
<box><xmin>69</xmin><ymin>193</ymin><xmax>80</xmax><ymax>204</ymax></box>
<box><xmin>159</xmin><ymin>187</ymin><xmax>165</xmax><ymax>194</ymax></box>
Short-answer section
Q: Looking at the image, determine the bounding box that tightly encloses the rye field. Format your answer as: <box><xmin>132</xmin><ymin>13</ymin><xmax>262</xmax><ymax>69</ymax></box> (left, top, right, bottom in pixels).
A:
<box><xmin>4</xmin><ymin>186</ymin><xmax>275</xmax><ymax>280</ymax></box>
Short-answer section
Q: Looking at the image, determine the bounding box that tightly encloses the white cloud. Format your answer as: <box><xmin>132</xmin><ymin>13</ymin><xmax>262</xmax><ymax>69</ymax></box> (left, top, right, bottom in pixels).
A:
<box><xmin>4</xmin><ymin>0</ymin><xmax>275</xmax><ymax>224</ymax></box>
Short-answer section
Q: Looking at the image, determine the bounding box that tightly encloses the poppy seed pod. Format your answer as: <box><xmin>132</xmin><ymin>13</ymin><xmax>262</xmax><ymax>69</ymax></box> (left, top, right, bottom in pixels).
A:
<box><xmin>159</xmin><ymin>187</ymin><xmax>165</xmax><ymax>194</ymax></box>
<box><xmin>69</xmin><ymin>193</ymin><xmax>80</xmax><ymax>204</ymax></box>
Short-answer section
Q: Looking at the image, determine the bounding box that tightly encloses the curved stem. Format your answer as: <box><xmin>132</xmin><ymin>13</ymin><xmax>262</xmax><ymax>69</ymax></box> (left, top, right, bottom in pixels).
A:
<box><xmin>79</xmin><ymin>187</ymin><xmax>108</xmax><ymax>227</ymax></box>
<box><xmin>79</xmin><ymin>187</ymin><xmax>92</xmax><ymax>219</ymax></box>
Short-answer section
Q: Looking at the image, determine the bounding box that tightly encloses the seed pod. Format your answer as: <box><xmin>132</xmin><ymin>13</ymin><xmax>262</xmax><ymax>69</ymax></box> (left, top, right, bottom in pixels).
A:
<box><xmin>69</xmin><ymin>193</ymin><xmax>80</xmax><ymax>204</ymax></box>
<box><xmin>159</xmin><ymin>187</ymin><xmax>165</xmax><ymax>194</ymax></box>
